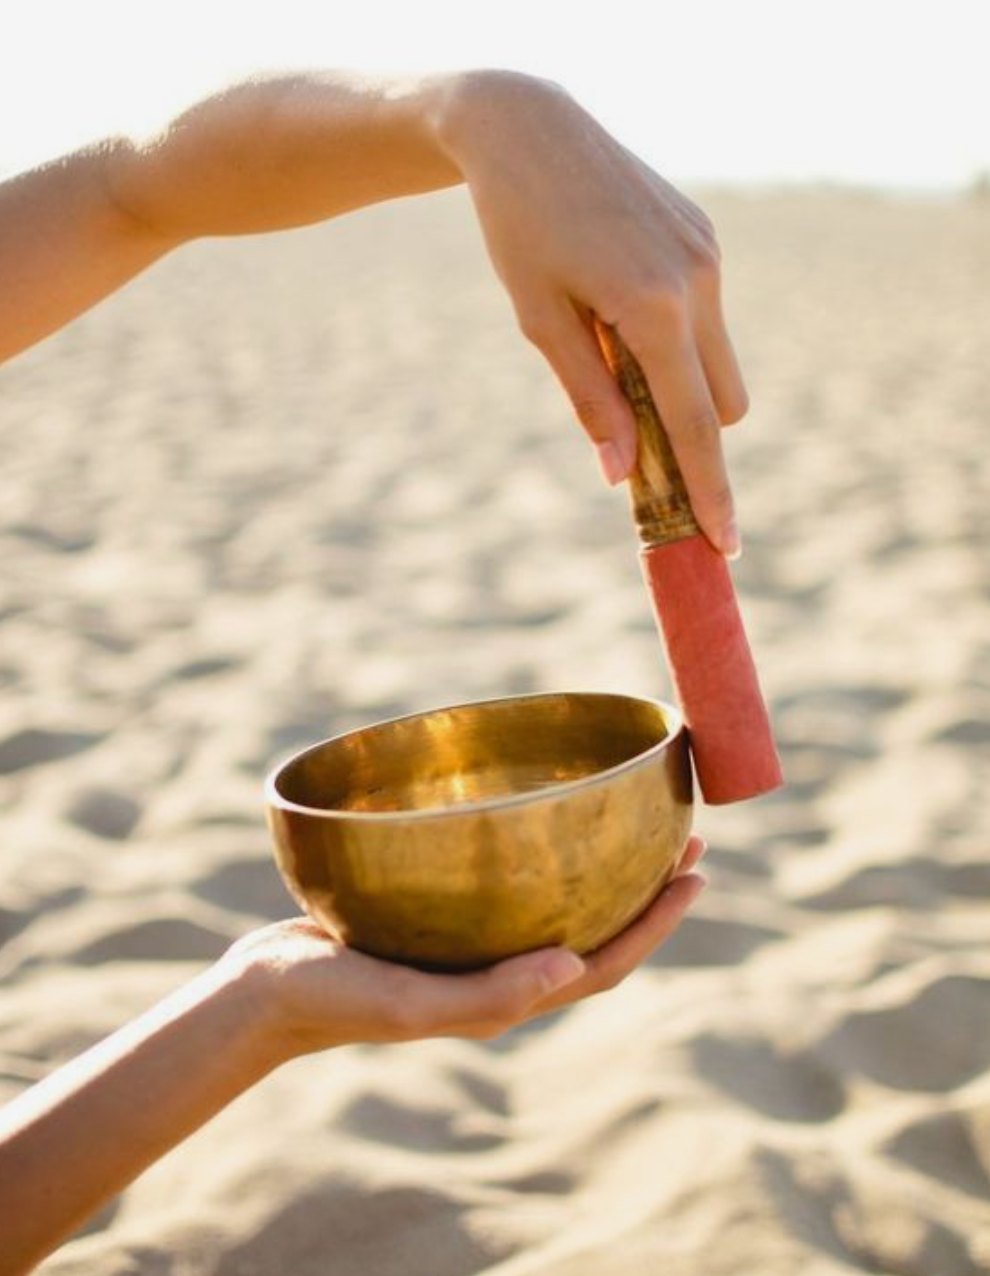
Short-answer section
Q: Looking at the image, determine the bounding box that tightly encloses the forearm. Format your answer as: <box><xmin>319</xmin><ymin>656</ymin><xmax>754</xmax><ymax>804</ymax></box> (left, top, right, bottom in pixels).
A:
<box><xmin>107</xmin><ymin>71</ymin><xmax>464</xmax><ymax>239</ymax></box>
<box><xmin>0</xmin><ymin>65</ymin><xmax>747</xmax><ymax>545</ymax></box>
<box><xmin>0</xmin><ymin>146</ymin><xmax>175</xmax><ymax>362</ymax></box>
<box><xmin>0</xmin><ymin>960</ymin><xmax>283</xmax><ymax>1276</ymax></box>
<box><xmin>0</xmin><ymin>853</ymin><xmax>704</xmax><ymax>1274</ymax></box>
<box><xmin>0</xmin><ymin>70</ymin><xmax>472</xmax><ymax>363</ymax></box>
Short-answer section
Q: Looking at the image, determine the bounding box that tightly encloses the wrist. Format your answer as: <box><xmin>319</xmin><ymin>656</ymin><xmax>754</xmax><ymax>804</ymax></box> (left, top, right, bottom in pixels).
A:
<box><xmin>431</xmin><ymin>69</ymin><xmax>569</xmax><ymax>174</ymax></box>
<box><xmin>206</xmin><ymin>950</ymin><xmax>300</xmax><ymax>1074</ymax></box>
<box><xmin>213</xmin><ymin>928</ymin><xmax>360</xmax><ymax>1066</ymax></box>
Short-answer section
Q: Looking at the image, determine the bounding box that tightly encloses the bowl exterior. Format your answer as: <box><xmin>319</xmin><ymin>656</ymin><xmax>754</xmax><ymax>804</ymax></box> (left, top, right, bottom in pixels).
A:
<box><xmin>267</xmin><ymin>707</ymin><xmax>692</xmax><ymax>970</ymax></box>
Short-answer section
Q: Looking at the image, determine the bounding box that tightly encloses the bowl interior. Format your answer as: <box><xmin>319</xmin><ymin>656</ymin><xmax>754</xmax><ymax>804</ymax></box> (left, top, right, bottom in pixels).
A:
<box><xmin>273</xmin><ymin>692</ymin><xmax>677</xmax><ymax>816</ymax></box>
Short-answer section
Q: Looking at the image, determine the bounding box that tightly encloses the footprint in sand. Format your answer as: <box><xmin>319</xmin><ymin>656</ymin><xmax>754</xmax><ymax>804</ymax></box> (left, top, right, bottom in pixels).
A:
<box><xmin>445</xmin><ymin>1066</ymin><xmax>509</xmax><ymax>1117</ymax></box>
<box><xmin>0</xmin><ymin>886</ymin><xmax>82</xmax><ymax>950</ymax></box>
<box><xmin>261</xmin><ymin>713</ymin><xmax>347</xmax><ymax>768</ymax></box>
<box><xmin>931</xmin><ymin>716</ymin><xmax>990</xmax><ymax>748</ymax></box>
<box><xmin>64</xmin><ymin>788</ymin><xmax>142</xmax><ymax>841</ymax></box>
<box><xmin>752</xmin><ymin>1147</ymin><xmax>861</xmax><ymax>1267</ymax></box>
<box><xmin>213</xmin><ymin>1182</ymin><xmax>498</xmax><ymax>1276</ymax></box>
<box><xmin>651</xmin><ymin>915</ymin><xmax>782</xmax><ymax>968</ymax></box>
<box><xmin>754</xmin><ymin>1147</ymin><xmax>980</xmax><ymax>1276</ymax></box>
<box><xmin>6</xmin><ymin>523</ymin><xmax>95</xmax><ymax>554</ymax></box>
<box><xmin>775</xmin><ymin>740</ymin><xmax>876</xmax><ymax>802</ymax></box>
<box><xmin>800</xmin><ymin>860</ymin><xmax>941</xmax><ymax>911</ymax></box>
<box><xmin>801</xmin><ymin>857</ymin><xmax>990</xmax><ymax>910</ymax></box>
<box><xmin>495</xmin><ymin>1169</ymin><xmax>577</xmax><ymax>1195</ymax></box>
<box><xmin>0</xmin><ymin>727</ymin><xmax>103</xmax><ymax>775</ymax></box>
<box><xmin>190</xmin><ymin>858</ymin><xmax>295</xmax><ymax>921</ymax></box>
<box><xmin>337</xmin><ymin>1093</ymin><xmax>503</xmax><ymax>1154</ymax></box>
<box><xmin>775</xmin><ymin>683</ymin><xmax>910</xmax><ymax>740</ymax></box>
<box><xmin>0</xmin><ymin>905</ymin><xmax>29</xmax><ymax>948</ymax></box>
<box><xmin>169</xmin><ymin>655</ymin><xmax>240</xmax><ymax>681</ymax></box>
<box><xmin>942</xmin><ymin>861</ymin><xmax>990</xmax><ymax>895</ymax></box>
<box><xmin>821</xmin><ymin>974</ymin><xmax>990</xmax><ymax>1092</ymax></box>
<box><xmin>692</xmin><ymin>1033</ymin><xmax>845</xmax><ymax>1123</ymax></box>
<box><xmin>74</xmin><ymin>917</ymin><xmax>232</xmax><ymax>965</ymax></box>
<box><xmin>881</xmin><ymin>1108</ymin><xmax>990</xmax><ymax>1201</ymax></box>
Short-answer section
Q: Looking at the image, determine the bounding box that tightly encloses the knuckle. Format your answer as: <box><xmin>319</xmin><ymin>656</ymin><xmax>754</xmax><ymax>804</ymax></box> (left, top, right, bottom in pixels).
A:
<box><xmin>689</xmin><ymin>240</ymin><xmax>722</xmax><ymax>286</ymax></box>
<box><xmin>637</xmin><ymin>280</ymin><xmax>689</xmax><ymax>327</ymax></box>
<box><xmin>697</xmin><ymin>215</ymin><xmax>721</xmax><ymax>258</ymax></box>
<box><xmin>611</xmin><ymin>272</ymin><xmax>688</xmax><ymax>332</ymax></box>
<box><xmin>682</xmin><ymin>223</ymin><xmax>722</xmax><ymax>294</ymax></box>
<box><xmin>707</xmin><ymin>483</ymin><xmax>735</xmax><ymax>515</ymax></box>
<box><xmin>672</xmin><ymin>403</ymin><xmax>721</xmax><ymax>438</ymax></box>
<box><xmin>587</xmin><ymin>285</ymin><xmax>627</xmax><ymax>329</ymax></box>
<box><xmin>687</xmin><ymin>202</ymin><xmax>720</xmax><ymax>252</ymax></box>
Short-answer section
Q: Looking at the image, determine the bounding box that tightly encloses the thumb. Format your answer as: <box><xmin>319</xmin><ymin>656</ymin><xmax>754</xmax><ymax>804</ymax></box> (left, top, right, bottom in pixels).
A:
<box><xmin>409</xmin><ymin>948</ymin><xmax>586</xmax><ymax>1035</ymax></box>
<box><xmin>484</xmin><ymin>947</ymin><xmax>587</xmax><ymax>1012</ymax></box>
<box><xmin>519</xmin><ymin>299</ymin><xmax>638</xmax><ymax>485</ymax></box>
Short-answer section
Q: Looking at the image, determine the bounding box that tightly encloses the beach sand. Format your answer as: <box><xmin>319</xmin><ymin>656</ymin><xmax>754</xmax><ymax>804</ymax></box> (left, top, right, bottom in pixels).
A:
<box><xmin>1</xmin><ymin>186</ymin><xmax>989</xmax><ymax>1274</ymax></box>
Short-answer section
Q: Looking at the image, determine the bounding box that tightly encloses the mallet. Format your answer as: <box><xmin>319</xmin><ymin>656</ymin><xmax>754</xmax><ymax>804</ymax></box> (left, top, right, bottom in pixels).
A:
<box><xmin>594</xmin><ymin>319</ymin><xmax>783</xmax><ymax>805</ymax></box>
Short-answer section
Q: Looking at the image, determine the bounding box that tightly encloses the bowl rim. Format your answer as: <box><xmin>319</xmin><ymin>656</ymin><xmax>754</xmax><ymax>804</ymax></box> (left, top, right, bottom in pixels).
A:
<box><xmin>264</xmin><ymin>689</ymin><xmax>686</xmax><ymax>823</ymax></box>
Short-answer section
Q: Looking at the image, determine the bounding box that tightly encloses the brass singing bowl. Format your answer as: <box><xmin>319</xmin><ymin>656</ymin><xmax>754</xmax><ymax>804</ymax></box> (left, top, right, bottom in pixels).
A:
<box><xmin>265</xmin><ymin>691</ymin><xmax>692</xmax><ymax>971</ymax></box>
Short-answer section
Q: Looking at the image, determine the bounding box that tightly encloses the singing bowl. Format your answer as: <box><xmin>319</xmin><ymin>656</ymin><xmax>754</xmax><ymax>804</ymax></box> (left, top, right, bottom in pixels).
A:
<box><xmin>265</xmin><ymin>691</ymin><xmax>692</xmax><ymax>971</ymax></box>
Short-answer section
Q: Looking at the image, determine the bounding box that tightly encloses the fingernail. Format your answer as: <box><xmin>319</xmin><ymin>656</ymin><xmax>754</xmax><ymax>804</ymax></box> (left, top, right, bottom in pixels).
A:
<box><xmin>596</xmin><ymin>441</ymin><xmax>627</xmax><ymax>486</ymax></box>
<box><xmin>539</xmin><ymin>951</ymin><xmax>585</xmax><ymax>993</ymax></box>
<box><xmin>678</xmin><ymin>837</ymin><xmax>708</xmax><ymax>874</ymax></box>
<box><xmin>722</xmin><ymin>519</ymin><xmax>742</xmax><ymax>560</ymax></box>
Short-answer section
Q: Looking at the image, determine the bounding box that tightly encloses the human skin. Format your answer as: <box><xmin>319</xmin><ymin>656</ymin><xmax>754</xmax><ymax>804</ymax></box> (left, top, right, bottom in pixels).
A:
<box><xmin>0</xmin><ymin>839</ymin><xmax>706</xmax><ymax>1276</ymax></box>
<box><xmin>0</xmin><ymin>66</ymin><xmax>730</xmax><ymax>1271</ymax></box>
<box><xmin>0</xmin><ymin>69</ymin><xmax>747</xmax><ymax>553</ymax></box>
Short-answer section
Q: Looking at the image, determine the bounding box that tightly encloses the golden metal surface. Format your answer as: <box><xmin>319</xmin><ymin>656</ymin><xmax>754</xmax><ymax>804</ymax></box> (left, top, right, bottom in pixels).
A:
<box><xmin>593</xmin><ymin>319</ymin><xmax>700</xmax><ymax>548</ymax></box>
<box><xmin>266</xmin><ymin>691</ymin><xmax>693</xmax><ymax>970</ymax></box>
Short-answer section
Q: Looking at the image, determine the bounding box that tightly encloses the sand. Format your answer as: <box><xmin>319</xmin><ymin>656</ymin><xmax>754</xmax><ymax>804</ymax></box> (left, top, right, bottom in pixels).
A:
<box><xmin>1</xmin><ymin>186</ymin><xmax>989</xmax><ymax>1274</ymax></box>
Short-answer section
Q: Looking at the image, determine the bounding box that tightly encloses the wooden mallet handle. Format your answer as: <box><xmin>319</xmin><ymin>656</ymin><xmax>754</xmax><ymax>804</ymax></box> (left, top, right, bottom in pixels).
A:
<box><xmin>593</xmin><ymin>318</ymin><xmax>699</xmax><ymax>548</ymax></box>
<box><xmin>594</xmin><ymin>319</ymin><xmax>783</xmax><ymax>805</ymax></box>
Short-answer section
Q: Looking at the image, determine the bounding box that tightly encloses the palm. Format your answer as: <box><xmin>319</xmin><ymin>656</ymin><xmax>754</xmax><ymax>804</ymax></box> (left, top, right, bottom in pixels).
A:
<box><xmin>229</xmin><ymin>836</ymin><xmax>706</xmax><ymax>1049</ymax></box>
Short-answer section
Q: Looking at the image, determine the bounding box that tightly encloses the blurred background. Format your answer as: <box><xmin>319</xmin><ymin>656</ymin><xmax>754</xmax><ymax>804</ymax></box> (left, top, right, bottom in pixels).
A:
<box><xmin>2</xmin><ymin>0</ymin><xmax>988</xmax><ymax>189</ymax></box>
<box><xmin>2</xmin><ymin>4</ymin><xmax>990</xmax><ymax>1274</ymax></box>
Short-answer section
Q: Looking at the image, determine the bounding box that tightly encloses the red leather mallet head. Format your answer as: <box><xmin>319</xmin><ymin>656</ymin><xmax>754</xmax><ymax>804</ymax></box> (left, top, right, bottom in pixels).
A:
<box><xmin>595</xmin><ymin>320</ymin><xmax>783</xmax><ymax>805</ymax></box>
